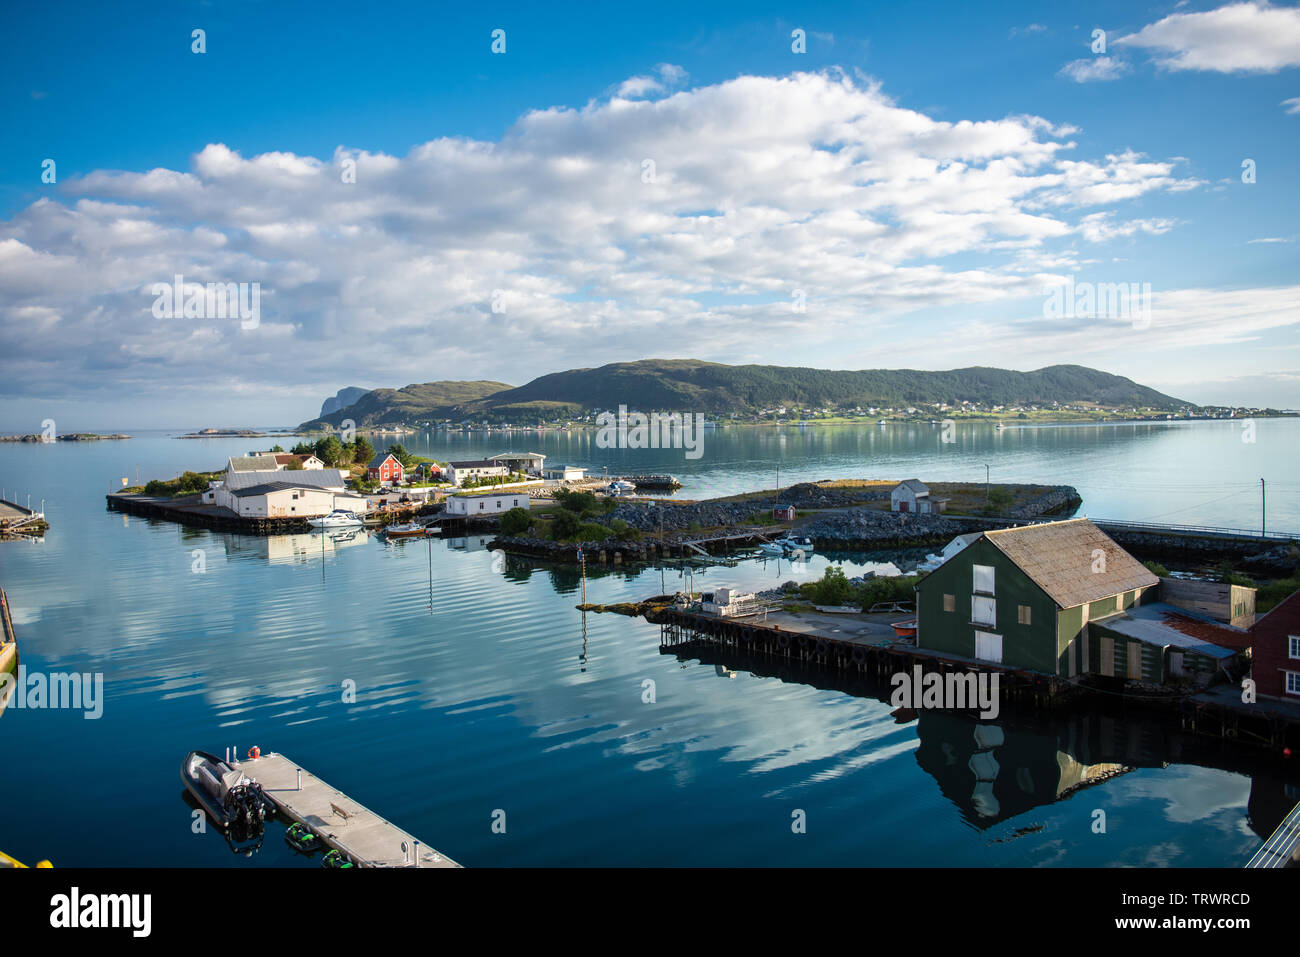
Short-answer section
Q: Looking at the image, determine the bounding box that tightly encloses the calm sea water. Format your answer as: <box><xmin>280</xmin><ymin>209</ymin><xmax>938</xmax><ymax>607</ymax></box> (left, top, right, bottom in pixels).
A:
<box><xmin>0</xmin><ymin>420</ymin><xmax>1296</xmax><ymax>867</ymax></box>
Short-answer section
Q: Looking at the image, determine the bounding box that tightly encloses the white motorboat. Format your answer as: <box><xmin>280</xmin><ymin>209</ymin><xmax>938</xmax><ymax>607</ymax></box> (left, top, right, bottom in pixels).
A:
<box><xmin>777</xmin><ymin>535</ymin><xmax>815</xmax><ymax>554</ymax></box>
<box><xmin>605</xmin><ymin>481</ymin><xmax>637</xmax><ymax>494</ymax></box>
<box><xmin>758</xmin><ymin>541</ymin><xmax>786</xmax><ymax>557</ymax></box>
<box><xmin>307</xmin><ymin>509</ymin><xmax>364</xmax><ymax>529</ymax></box>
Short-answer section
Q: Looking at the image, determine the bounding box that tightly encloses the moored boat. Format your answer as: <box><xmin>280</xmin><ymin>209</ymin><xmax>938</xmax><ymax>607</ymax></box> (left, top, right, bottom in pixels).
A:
<box><xmin>383</xmin><ymin>521</ymin><xmax>426</xmax><ymax>538</ymax></box>
<box><xmin>180</xmin><ymin>750</ymin><xmax>274</xmax><ymax>831</ymax></box>
<box><xmin>890</xmin><ymin>618</ymin><xmax>918</xmax><ymax>638</ymax></box>
<box><xmin>308</xmin><ymin>509</ymin><xmax>365</xmax><ymax>529</ymax></box>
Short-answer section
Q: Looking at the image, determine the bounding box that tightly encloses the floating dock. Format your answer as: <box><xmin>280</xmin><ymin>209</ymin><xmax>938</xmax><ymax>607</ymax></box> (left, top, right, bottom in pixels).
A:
<box><xmin>1245</xmin><ymin>799</ymin><xmax>1300</xmax><ymax>868</ymax></box>
<box><xmin>232</xmin><ymin>751</ymin><xmax>460</xmax><ymax>868</ymax></box>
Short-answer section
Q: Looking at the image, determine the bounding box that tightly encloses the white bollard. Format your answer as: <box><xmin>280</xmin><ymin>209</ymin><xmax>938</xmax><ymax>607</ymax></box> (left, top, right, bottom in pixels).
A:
<box><xmin>412</xmin><ymin>840</ymin><xmax>420</xmax><ymax>868</ymax></box>
<box><xmin>297</xmin><ymin>769</ymin><xmax>302</xmax><ymax>791</ymax></box>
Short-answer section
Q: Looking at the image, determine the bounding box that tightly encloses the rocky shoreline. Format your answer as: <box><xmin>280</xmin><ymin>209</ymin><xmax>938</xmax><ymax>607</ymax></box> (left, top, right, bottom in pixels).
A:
<box><xmin>490</xmin><ymin>482</ymin><xmax>1085</xmax><ymax>561</ymax></box>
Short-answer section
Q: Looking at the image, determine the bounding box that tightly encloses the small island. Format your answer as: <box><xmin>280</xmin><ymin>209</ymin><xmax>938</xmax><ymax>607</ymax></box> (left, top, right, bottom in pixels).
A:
<box><xmin>0</xmin><ymin>432</ymin><xmax>130</xmax><ymax>443</ymax></box>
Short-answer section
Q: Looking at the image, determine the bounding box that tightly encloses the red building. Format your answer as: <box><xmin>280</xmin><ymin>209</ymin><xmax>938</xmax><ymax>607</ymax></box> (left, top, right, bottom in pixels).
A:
<box><xmin>1249</xmin><ymin>589</ymin><xmax>1300</xmax><ymax>701</ymax></box>
<box><xmin>367</xmin><ymin>452</ymin><xmax>405</xmax><ymax>485</ymax></box>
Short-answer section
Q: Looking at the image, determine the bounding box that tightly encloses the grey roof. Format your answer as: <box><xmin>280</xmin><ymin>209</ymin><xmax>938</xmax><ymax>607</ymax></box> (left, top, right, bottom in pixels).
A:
<box><xmin>449</xmin><ymin>459</ymin><xmax>503</xmax><ymax>468</ymax></box>
<box><xmin>491</xmin><ymin>451</ymin><xmax>546</xmax><ymax>461</ymax></box>
<box><xmin>894</xmin><ymin>479</ymin><xmax>930</xmax><ymax>495</ymax></box>
<box><xmin>229</xmin><ymin>454</ymin><xmax>281</xmax><ymax>472</ymax></box>
<box><xmin>1097</xmin><ymin>603</ymin><xmax>1245</xmax><ymax>659</ymax></box>
<box><xmin>231</xmin><ymin>481</ymin><xmax>342</xmax><ymax>498</ymax></box>
<box><xmin>984</xmin><ymin>518</ymin><xmax>1159</xmax><ymax>610</ymax></box>
<box><xmin>368</xmin><ymin>452</ymin><xmax>399</xmax><ymax>469</ymax></box>
<box><xmin>224</xmin><ymin>468</ymin><xmax>349</xmax><ymax>491</ymax></box>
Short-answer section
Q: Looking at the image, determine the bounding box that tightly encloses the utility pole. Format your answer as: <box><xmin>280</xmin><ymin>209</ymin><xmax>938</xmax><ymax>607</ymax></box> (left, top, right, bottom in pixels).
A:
<box><xmin>984</xmin><ymin>464</ymin><xmax>990</xmax><ymax>502</ymax></box>
<box><xmin>1261</xmin><ymin>478</ymin><xmax>1266</xmax><ymax>538</ymax></box>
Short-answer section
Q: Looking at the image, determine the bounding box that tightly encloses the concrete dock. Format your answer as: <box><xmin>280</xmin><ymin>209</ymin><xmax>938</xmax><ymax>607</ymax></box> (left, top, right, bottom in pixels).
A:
<box><xmin>232</xmin><ymin>751</ymin><xmax>461</xmax><ymax>868</ymax></box>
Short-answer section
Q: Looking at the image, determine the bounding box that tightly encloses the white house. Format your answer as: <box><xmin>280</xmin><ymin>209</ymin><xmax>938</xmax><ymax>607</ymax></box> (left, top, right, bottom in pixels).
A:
<box><xmin>446</xmin><ymin>459</ymin><xmax>509</xmax><ymax>486</ymax></box>
<box><xmin>890</xmin><ymin>479</ymin><xmax>948</xmax><ymax>514</ymax></box>
<box><xmin>445</xmin><ymin>492</ymin><xmax>531</xmax><ymax>516</ymax></box>
<box><xmin>203</xmin><ymin>466</ymin><xmax>352</xmax><ymax>513</ymax></box>
<box><xmin>491</xmin><ymin>452</ymin><xmax>546</xmax><ymax>474</ymax></box>
<box><xmin>226</xmin><ymin>482</ymin><xmax>370</xmax><ymax>519</ymax></box>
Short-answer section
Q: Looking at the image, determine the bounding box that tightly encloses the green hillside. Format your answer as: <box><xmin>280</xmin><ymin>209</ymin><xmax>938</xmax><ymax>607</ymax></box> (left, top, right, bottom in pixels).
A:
<box><xmin>302</xmin><ymin>360</ymin><xmax>1193</xmax><ymax>428</ymax></box>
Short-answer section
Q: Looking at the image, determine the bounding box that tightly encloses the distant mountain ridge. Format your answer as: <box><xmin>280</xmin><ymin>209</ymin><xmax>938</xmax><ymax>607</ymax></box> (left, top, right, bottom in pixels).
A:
<box><xmin>320</xmin><ymin>386</ymin><xmax>370</xmax><ymax>418</ymax></box>
<box><xmin>301</xmin><ymin>360</ymin><xmax>1193</xmax><ymax>428</ymax></box>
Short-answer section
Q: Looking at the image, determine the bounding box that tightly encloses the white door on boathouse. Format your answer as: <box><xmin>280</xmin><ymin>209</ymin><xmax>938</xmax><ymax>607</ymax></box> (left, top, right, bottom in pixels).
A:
<box><xmin>975</xmin><ymin>631</ymin><xmax>1003</xmax><ymax>664</ymax></box>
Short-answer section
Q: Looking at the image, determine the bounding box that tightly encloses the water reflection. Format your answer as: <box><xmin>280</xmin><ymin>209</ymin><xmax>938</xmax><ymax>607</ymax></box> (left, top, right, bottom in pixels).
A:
<box><xmin>663</xmin><ymin>639</ymin><xmax>1298</xmax><ymax>848</ymax></box>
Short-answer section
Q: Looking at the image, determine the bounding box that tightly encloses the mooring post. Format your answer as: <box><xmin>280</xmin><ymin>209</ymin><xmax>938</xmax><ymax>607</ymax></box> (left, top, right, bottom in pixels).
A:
<box><xmin>297</xmin><ymin>768</ymin><xmax>302</xmax><ymax>791</ymax></box>
<box><xmin>412</xmin><ymin>839</ymin><xmax>420</xmax><ymax>867</ymax></box>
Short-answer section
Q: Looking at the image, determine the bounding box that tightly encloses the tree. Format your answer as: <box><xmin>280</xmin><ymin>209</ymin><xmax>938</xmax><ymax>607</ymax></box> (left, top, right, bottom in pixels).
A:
<box><xmin>353</xmin><ymin>435</ymin><xmax>375</xmax><ymax>466</ymax></box>
<box><xmin>314</xmin><ymin>435</ymin><xmax>344</xmax><ymax>466</ymax></box>
<box><xmin>388</xmin><ymin>443</ymin><xmax>414</xmax><ymax>468</ymax></box>
<box><xmin>270</xmin><ymin>444</ymin><xmax>284</xmax><ymax>452</ymax></box>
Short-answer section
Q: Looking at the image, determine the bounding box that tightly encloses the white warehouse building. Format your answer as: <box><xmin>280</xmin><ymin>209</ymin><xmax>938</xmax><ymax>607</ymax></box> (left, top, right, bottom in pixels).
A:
<box><xmin>444</xmin><ymin>492</ymin><xmax>531</xmax><ymax>516</ymax></box>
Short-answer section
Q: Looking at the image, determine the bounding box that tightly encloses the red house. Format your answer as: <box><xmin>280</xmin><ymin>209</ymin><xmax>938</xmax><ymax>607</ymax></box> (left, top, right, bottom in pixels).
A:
<box><xmin>368</xmin><ymin>452</ymin><xmax>405</xmax><ymax>485</ymax></box>
<box><xmin>1249</xmin><ymin>589</ymin><xmax>1300</xmax><ymax>701</ymax></box>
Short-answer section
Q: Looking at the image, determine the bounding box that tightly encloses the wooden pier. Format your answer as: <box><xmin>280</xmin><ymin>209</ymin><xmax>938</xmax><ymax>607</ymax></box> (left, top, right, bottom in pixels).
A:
<box><xmin>1245</xmin><ymin>799</ymin><xmax>1300</xmax><ymax>868</ymax></box>
<box><xmin>0</xmin><ymin>498</ymin><xmax>46</xmax><ymax>535</ymax></box>
<box><xmin>232</xmin><ymin>751</ymin><xmax>461</xmax><ymax>868</ymax></box>
<box><xmin>649</xmin><ymin>604</ymin><xmax>1078</xmax><ymax>710</ymax></box>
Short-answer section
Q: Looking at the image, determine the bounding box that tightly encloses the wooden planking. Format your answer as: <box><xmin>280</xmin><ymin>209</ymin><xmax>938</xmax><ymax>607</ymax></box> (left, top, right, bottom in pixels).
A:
<box><xmin>233</xmin><ymin>751</ymin><xmax>460</xmax><ymax>869</ymax></box>
<box><xmin>1245</xmin><ymin>799</ymin><xmax>1300</xmax><ymax>869</ymax></box>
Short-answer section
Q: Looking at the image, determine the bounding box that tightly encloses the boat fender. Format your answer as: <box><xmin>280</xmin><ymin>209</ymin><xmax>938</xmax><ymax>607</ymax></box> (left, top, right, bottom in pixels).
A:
<box><xmin>249</xmin><ymin>746</ymin><xmax>261</xmax><ymax>760</ymax></box>
<box><xmin>816</xmin><ymin>638</ymin><xmax>829</xmax><ymax>657</ymax></box>
<box><xmin>777</xmin><ymin>633</ymin><xmax>790</xmax><ymax>649</ymax></box>
<box><xmin>852</xmin><ymin>646</ymin><xmax>867</xmax><ymax>664</ymax></box>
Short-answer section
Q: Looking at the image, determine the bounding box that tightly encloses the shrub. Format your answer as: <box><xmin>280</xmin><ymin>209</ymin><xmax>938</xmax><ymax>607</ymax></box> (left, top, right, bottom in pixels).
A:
<box><xmin>854</xmin><ymin>574</ymin><xmax>920</xmax><ymax>610</ymax></box>
<box><xmin>1142</xmin><ymin>560</ymin><xmax>1170</xmax><ymax>577</ymax></box>
<box><xmin>556</xmin><ymin>489</ymin><xmax>599</xmax><ymax>514</ymax></box>
<box><xmin>550</xmin><ymin>509</ymin><xmax>583</xmax><ymax>540</ymax></box>
<box><xmin>800</xmin><ymin>566</ymin><xmax>853</xmax><ymax>606</ymax></box>
<box><xmin>575</xmin><ymin>522</ymin><xmax>612</xmax><ymax>541</ymax></box>
<box><xmin>499</xmin><ymin>507</ymin><xmax>531</xmax><ymax>536</ymax></box>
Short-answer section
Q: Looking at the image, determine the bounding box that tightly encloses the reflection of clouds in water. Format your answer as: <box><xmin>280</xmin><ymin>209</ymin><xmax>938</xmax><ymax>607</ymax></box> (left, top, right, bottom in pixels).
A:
<box><xmin>1114</xmin><ymin>765</ymin><xmax>1250</xmax><ymax>826</ymax></box>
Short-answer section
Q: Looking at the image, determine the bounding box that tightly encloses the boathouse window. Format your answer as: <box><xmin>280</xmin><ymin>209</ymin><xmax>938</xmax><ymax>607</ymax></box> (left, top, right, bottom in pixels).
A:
<box><xmin>1287</xmin><ymin>672</ymin><xmax>1300</xmax><ymax>696</ymax></box>
<box><xmin>973</xmin><ymin>565</ymin><xmax>995</xmax><ymax>596</ymax></box>
<box><xmin>1018</xmin><ymin>604</ymin><xmax>1031</xmax><ymax>625</ymax></box>
<box><xmin>943</xmin><ymin>594</ymin><xmax>955</xmax><ymax>612</ymax></box>
<box><xmin>479</xmin><ymin>501</ymin><xmax>485</xmax><ymax>510</ymax></box>
<box><xmin>1289</xmin><ymin>635</ymin><xmax>1300</xmax><ymax>660</ymax></box>
<box><xmin>972</xmin><ymin>595</ymin><xmax>996</xmax><ymax>627</ymax></box>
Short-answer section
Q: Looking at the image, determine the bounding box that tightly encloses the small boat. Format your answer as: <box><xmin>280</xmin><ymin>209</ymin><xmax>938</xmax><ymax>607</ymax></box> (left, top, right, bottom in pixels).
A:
<box><xmin>0</xmin><ymin>849</ymin><xmax>51</xmax><ymax>868</ymax></box>
<box><xmin>285</xmin><ymin>822</ymin><xmax>323</xmax><ymax>854</ymax></box>
<box><xmin>758</xmin><ymin>541</ymin><xmax>786</xmax><ymax>557</ymax></box>
<box><xmin>605</xmin><ymin>481</ymin><xmax>636</xmax><ymax>494</ymax></box>
<box><xmin>890</xmin><ymin>619</ymin><xmax>918</xmax><ymax>639</ymax></box>
<box><xmin>777</xmin><ymin>535</ymin><xmax>815</xmax><ymax>554</ymax></box>
<box><xmin>383</xmin><ymin>521</ymin><xmax>426</xmax><ymax>538</ymax></box>
<box><xmin>308</xmin><ymin>509</ymin><xmax>365</xmax><ymax>529</ymax></box>
<box><xmin>180</xmin><ymin>750</ymin><xmax>273</xmax><ymax>831</ymax></box>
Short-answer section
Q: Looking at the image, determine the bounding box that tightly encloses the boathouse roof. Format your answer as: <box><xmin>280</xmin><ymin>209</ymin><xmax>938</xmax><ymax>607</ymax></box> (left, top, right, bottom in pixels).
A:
<box><xmin>983</xmin><ymin>518</ymin><xmax>1159</xmax><ymax>610</ymax></box>
<box><xmin>224</xmin><ymin>468</ymin><xmax>349</xmax><ymax>491</ymax></box>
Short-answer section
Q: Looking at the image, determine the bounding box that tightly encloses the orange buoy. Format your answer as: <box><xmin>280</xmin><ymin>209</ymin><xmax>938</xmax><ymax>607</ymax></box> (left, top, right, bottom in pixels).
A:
<box><xmin>250</xmin><ymin>746</ymin><xmax>261</xmax><ymax>760</ymax></box>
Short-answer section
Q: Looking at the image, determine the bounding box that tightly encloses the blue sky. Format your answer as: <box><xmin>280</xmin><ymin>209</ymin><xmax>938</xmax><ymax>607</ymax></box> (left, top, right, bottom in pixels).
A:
<box><xmin>1</xmin><ymin>0</ymin><xmax>1298</xmax><ymax>428</ymax></box>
